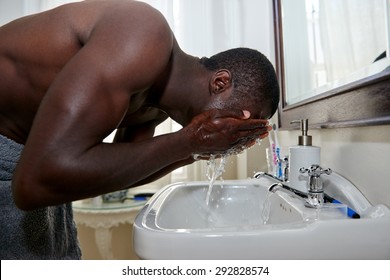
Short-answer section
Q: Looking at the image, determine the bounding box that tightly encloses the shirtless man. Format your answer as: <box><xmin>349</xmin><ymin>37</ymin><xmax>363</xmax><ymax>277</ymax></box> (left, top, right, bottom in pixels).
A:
<box><xmin>0</xmin><ymin>0</ymin><xmax>279</xmax><ymax>259</ymax></box>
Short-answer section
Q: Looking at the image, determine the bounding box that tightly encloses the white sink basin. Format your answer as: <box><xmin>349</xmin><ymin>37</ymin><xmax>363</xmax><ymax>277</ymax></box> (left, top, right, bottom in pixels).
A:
<box><xmin>133</xmin><ymin>174</ymin><xmax>390</xmax><ymax>259</ymax></box>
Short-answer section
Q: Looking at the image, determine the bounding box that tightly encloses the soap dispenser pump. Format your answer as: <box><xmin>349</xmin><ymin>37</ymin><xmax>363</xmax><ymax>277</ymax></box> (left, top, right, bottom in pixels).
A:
<box><xmin>288</xmin><ymin>119</ymin><xmax>321</xmax><ymax>192</ymax></box>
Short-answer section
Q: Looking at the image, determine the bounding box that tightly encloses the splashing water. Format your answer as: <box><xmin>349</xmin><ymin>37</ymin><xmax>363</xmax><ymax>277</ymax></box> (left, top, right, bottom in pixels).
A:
<box><xmin>193</xmin><ymin>138</ymin><xmax>263</xmax><ymax>206</ymax></box>
<box><xmin>255</xmin><ymin>138</ymin><xmax>263</xmax><ymax>146</ymax></box>
<box><xmin>205</xmin><ymin>154</ymin><xmax>228</xmax><ymax>205</ymax></box>
<box><xmin>261</xmin><ymin>191</ymin><xmax>273</xmax><ymax>224</ymax></box>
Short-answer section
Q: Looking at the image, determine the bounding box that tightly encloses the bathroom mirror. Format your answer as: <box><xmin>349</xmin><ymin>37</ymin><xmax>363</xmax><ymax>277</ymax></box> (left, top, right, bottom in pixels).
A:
<box><xmin>274</xmin><ymin>0</ymin><xmax>390</xmax><ymax>129</ymax></box>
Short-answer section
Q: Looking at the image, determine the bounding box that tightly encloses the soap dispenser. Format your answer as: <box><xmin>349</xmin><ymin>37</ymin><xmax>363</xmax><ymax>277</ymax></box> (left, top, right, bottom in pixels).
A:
<box><xmin>288</xmin><ymin>119</ymin><xmax>320</xmax><ymax>192</ymax></box>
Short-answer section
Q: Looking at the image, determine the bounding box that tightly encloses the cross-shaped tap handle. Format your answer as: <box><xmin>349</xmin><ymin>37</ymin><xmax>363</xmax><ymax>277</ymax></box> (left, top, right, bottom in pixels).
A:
<box><xmin>299</xmin><ymin>164</ymin><xmax>332</xmax><ymax>178</ymax></box>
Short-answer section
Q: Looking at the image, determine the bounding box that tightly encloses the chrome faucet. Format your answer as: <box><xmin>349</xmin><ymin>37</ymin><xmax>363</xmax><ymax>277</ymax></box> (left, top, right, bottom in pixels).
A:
<box><xmin>299</xmin><ymin>164</ymin><xmax>332</xmax><ymax>207</ymax></box>
<box><xmin>254</xmin><ymin>164</ymin><xmax>332</xmax><ymax>208</ymax></box>
<box><xmin>254</xmin><ymin>172</ymin><xmax>308</xmax><ymax>201</ymax></box>
<box><xmin>279</xmin><ymin>156</ymin><xmax>289</xmax><ymax>182</ymax></box>
<box><xmin>254</xmin><ymin>167</ymin><xmax>360</xmax><ymax>218</ymax></box>
<box><xmin>268</xmin><ymin>182</ymin><xmax>308</xmax><ymax>203</ymax></box>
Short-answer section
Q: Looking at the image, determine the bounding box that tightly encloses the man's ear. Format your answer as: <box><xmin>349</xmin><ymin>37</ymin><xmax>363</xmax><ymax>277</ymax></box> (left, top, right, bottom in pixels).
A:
<box><xmin>209</xmin><ymin>69</ymin><xmax>232</xmax><ymax>95</ymax></box>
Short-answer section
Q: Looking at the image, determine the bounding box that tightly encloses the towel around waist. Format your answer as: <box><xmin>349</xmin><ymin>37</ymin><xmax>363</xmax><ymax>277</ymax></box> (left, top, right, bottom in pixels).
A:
<box><xmin>0</xmin><ymin>134</ymin><xmax>82</xmax><ymax>259</ymax></box>
<box><xmin>0</xmin><ymin>134</ymin><xmax>24</xmax><ymax>180</ymax></box>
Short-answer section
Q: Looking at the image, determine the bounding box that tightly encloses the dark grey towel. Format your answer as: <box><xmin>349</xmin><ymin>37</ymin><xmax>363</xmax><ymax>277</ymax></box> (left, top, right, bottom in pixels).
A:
<box><xmin>0</xmin><ymin>134</ymin><xmax>81</xmax><ymax>259</ymax></box>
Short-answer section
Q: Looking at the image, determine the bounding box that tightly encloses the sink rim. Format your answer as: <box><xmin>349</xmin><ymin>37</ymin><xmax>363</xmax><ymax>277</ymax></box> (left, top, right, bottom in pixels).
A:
<box><xmin>133</xmin><ymin>176</ymin><xmax>390</xmax><ymax>260</ymax></box>
<box><xmin>136</xmin><ymin>175</ymin><xmax>378</xmax><ymax>234</ymax></box>
<box><xmin>139</xmin><ymin>179</ymin><xmax>277</xmax><ymax>233</ymax></box>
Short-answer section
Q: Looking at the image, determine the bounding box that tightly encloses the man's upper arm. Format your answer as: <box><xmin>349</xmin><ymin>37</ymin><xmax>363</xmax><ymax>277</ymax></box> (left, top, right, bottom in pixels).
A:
<box><xmin>49</xmin><ymin>11</ymin><xmax>170</xmax><ymax>135</ymax></box>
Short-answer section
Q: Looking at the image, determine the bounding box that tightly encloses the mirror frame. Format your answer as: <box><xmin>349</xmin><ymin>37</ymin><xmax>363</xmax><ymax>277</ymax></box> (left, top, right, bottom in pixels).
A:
<box><xmin>273</xmin><ymin>0</ymin><xmax>390</xmax><ymax>130</ymax></box>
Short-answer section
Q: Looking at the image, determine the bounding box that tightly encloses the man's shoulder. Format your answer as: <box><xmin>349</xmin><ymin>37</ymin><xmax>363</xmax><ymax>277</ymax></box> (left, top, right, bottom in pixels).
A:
<box><xmin>96</xmin><ymin>1</ymin><xmax>168</xmax><ymax>29</ymax></box>
<box><xmin>89</xmin><ymin>1</ymin><xmax>172</xmax><ymax>44</ymax></box>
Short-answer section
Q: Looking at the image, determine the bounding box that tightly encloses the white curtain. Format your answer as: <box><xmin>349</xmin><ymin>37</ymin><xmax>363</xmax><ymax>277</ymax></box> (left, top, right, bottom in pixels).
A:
<box><xmin>319</xmin><ymin>0</ymin><xmax>386</xmax><ymax>84</ymax></box>
<box><xmin>282</xmin><ymin>0</ymin><xmax>313</xmax><ymax>104</ymax></box>
<box><xmin>23</xmin><ymin>0</ymin><xmax>80</xmax><ymax>14</ymax></box>
<box><xmin>24</xmin><ymin>0</ymin><xmax>245</xmax><ymax>57</ymax></box>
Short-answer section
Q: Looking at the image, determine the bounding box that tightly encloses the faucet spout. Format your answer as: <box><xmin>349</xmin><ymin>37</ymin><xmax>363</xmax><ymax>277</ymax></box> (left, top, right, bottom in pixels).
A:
<box><xmin>255</xmin><ymin>172</ymin><xmax>308</xmax><ymax>200</ymax></box>
<box><xmin>256</xmin><ymin>171</ymin><xmax>325</xmax><ymax>208</ymax></box>
<box><xmin>268</xmin><ymin>183</ymin><xmax>308</xmax><ymax>204</ymax></box>
<box><xmin>256</xmin><ymin>171</ymin><xmax>360</xmax><ymax>218</ymax></box>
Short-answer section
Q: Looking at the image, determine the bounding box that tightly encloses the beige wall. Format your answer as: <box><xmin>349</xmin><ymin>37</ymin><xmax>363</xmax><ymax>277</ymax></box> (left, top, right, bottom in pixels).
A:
<box><xmin>278</xmin><ymin>125</ymin><xmax>390</xmax><ymax>207</ymax></box>
<box><xmin>239</xmin><ymin>123</ymin><xmax>390</xmax><ymax>208</ymax></box>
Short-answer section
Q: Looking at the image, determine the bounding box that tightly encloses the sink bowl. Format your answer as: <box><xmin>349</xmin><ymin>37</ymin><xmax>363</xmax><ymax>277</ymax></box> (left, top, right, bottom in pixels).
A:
<box><xmin>133</xmin><ymin>174</ymin><xmax>390</xmax><ymax>259</ymax></box>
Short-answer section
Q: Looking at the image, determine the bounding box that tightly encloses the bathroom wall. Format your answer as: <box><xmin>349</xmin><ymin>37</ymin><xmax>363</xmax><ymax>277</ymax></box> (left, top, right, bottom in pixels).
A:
<box><xmin>276</xmin><ymin>126</ymin><xmax>390</xmax><ymax>207</ymax></box>
<box><xmin>245</xmin><ymin>121</ymin><xmax>390</xmax><ymax>209</ymax></box>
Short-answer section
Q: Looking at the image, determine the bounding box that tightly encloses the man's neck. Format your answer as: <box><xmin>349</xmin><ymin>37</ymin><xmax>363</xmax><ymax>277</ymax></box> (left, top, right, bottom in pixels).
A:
<box><xmin>156</xmin><ymin>47</ymin><xmax>209</xmax><ymax>126</ymax></box>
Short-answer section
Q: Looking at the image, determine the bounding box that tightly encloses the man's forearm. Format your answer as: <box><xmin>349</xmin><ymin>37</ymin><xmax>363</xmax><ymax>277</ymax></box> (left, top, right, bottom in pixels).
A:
<box><xmin>13</xmin><ymin>130</ymin><xmax>192</xmax><ymax>210</ymax></box>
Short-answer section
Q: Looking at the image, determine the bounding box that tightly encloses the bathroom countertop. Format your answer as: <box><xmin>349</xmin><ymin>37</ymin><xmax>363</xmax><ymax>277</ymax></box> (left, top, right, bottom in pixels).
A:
<box><xmin>72</xmin><ymin>198</ymin><xmax>148</xmax><ymax>259</ymax></box>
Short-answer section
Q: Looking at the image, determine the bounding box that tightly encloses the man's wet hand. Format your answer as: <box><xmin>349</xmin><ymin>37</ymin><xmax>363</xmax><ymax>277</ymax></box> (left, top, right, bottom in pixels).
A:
<box><xmin>183</xmin><ymin>109</ymin><xmax>270</xmax><ymax>155</ymax></box>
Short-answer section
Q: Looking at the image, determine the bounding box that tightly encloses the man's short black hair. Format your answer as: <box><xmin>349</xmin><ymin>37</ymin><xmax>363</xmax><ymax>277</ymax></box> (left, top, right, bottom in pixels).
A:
<box><xmin>200</xmin><ymin>48</ymin><xmax>280</xmax><ymax>119</ymax></box>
